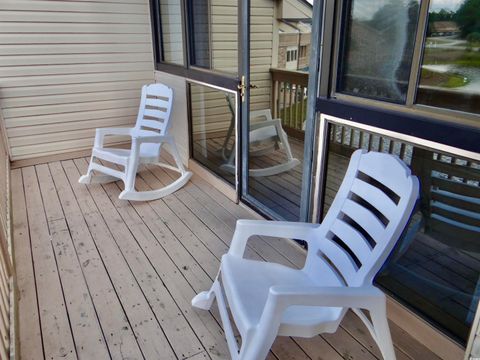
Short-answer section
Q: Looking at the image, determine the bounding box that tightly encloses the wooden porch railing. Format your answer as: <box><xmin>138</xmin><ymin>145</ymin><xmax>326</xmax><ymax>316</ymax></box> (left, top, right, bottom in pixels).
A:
<box><xmin>270</xmin><ymin>68</ymin><xmax>309</xmax><ymax>138</ymax></box>
<box><xmin>328</xmin><ymin>122</ymin><xmax>414</xmax><ymax>163</ymax></box>
<box><xmin>0</xmin><ymin>109</ymin><xmax>14</xmax><ymax>360</ymax></box>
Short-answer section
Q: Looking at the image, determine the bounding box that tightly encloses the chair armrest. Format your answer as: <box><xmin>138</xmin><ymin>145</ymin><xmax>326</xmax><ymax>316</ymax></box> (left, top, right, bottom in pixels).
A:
<box><xmin>228</xmin><ymin>219</ymin><xmax>318</xmax><ymax>258</ymax></box>
<box><xmin>95</xmin><ymin>127</ymin><xmax>132</xmax><ymax>148</ymax></box>
<box><xmin>268</xmin><ymin>285</ymin><xmax>385</xmax><ymax>311</ymax></box>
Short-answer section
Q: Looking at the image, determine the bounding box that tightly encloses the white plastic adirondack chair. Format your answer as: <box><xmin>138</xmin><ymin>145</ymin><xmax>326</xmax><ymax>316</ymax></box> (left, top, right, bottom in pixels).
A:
<box><xmin>192</xmin><ymin>150</ymin><xmax>419</xmax><ymax>360</ymax></box>
<box><xmin>79</xmin><ymin>83</ymin><xmax>192</xmax><ymax>201</ymax></box>
<box><xmin>219</xmin><ymin>95</ymin><xmax>300</xmax><ymax>177</ymax></box>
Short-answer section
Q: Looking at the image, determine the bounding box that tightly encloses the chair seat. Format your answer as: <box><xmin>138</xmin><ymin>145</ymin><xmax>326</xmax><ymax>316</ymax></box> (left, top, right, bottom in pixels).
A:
<box><xmin>93</xmin><ymin>143</ymin><xmax>161</xmax><ymax>164</ymax></box>
<box><xmin>221</xmin><ymin>254</ymin><xmax>344</xmax><ymax>338</ymax></box>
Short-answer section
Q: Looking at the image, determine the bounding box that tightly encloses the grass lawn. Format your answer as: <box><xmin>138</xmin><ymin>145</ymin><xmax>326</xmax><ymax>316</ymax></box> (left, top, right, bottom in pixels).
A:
<box><xmin>420</xmin><ymin>68</ymin><xmax>469</xmax><ymax>88</ymax></box>
<box><xmin>278</xmin><ymin>98</ymin><xmax>307</xmax><ymax>129</ymax></box>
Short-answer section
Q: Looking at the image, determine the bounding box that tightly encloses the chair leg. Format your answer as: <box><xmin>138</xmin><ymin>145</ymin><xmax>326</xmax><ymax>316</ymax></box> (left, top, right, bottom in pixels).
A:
<box><xmin>167</xmin><ymin>139</ymin><xmax>188</xmax><ymax>175</ymax></box>
<box><xmin>238</xmin><ymin>319</ymin><xmax>280</xmax><ymax>360</ymax></box>
<box><xmin>119</xmin><ymin>157</ymin><xmax>139</xmax><ymax>199</ymax></box>
<box><xmin>78</xmin><ymin>155</ymin><xmax>95</xmax><ymax>184</ymax></box>
<box><xmin>371</xmin><ymin>308</ymin><xmax>396</xmax><ymax>360</ymax></box>
<box><xmin>191</xmin><ymin>283</ymin><xmax>217</xmax><ymax>311</ymax></box>
<box><xmin>277</xmin><ymin>126</ymin><xmax>295</xmax><ymax>161</ymax></box>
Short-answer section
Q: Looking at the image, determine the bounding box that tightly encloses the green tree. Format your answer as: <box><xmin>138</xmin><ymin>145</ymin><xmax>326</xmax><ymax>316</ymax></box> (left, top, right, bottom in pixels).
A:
<box><xmin>456</xmin><ymin>0</ymin><xmax>480</xmax><ymax>38</ymax></box>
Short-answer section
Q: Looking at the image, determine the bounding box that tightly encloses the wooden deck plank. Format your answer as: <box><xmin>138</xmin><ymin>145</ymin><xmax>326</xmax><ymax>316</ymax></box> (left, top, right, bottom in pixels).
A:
<box><xmin>161</xmin><ymin>151</ymin><xmax>307</xmax><ymax>269</ymax></box>
<box><xmin>145</xmin><ymin>164</ymin><xmax>290</xmax><ymax>265</ymax></box>
<box><xmin>58</xmin><ymin>160</ymin><xmax>177</xmax><ymax>360</ymax></box>
<box><xmin>10</xmin><ymin>168</ymin><xmax>43</xmax><ymax>360</ymax></box>
<box><xmin>271</xmin><ymin>337</ymin><xmax>310</xmax><ymax>359</ymax></box>
<box><xmin>64</xmin><ymin>159</ymin><xmax>206</xmax><ymax>360</ymax></box>
<box><xmin>292</xmin><ymin>336</ymin><xmax>345</xmax><ymax>360</ymax></box>
<box><xmin>12</xmin><ymin>153</ymin><xmax>444</xmax><ymax>360</ymax></box>
<box><xmin>131</xmin><ymin>171</ymin><xmax>222</xmax><ymax>280</ymax></box>
<box><xmin>73</xmin><ymin>159</ymin><xmax>230</xmax><ymax>360</ymax></box>
<box><xmin>35</xmin><ymin>163</ymin><xmax>111</xmax><ymax>360</ymax></box>
<box><xmin>47</xmin><ymin>161</ymin><xmax>144</xmax><ymax>360</ymax></box>
<box><xmin>181</xmin><ymin>171</ymin><xmax>306</xmax><ymax>269</ymax></box>
<box><xmin>132</xmin><ymin>166</ymin><xmax>335</xmax><ymax>359</ymax></box>
<box><xmin>138</xmin><ymin>164</ymin><xmax>376</xmax><ymax>359</ymax></box>
<box><xmin>21</xmin><ymin>166</ymin><xmax>76</xmax><ymax>360</ymax></box>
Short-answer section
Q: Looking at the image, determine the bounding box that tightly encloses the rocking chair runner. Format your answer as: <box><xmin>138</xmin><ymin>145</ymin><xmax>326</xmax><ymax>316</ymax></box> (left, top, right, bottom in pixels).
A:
<box><xmin>79</xmin><ymin>83</ymin><xmax>192</xmax><ymax>201</ymax></box>
<box><xmin>192</xmin><ymin>150</ymin><xmax>419</xmax><ymax>360</ymax></box>
<box><xmin>219</xmin><ymin>95</ymin><xmax>300</xmax><ymax>177</ymax></box>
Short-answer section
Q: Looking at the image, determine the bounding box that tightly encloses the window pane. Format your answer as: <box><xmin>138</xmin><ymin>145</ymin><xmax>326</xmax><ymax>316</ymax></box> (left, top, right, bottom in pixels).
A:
<box><xmin>190</xmin><ymin>83</ymin><xmax>236</xmax><ymax>186</ymax></box>
<box><xmin>158</xmin><ymin>0</ymin><xmax>184</xmax><ymax>65</ymax></box>
<box><xmin>337</xmin><ymin>0</ymin><xmax>420</xmax><ymax>103</ymax></box>
<box><xmin>189</xmin><ymin>0</ymin><xmax>210</xmax><ymax>68</ymax></box>
<box><xmin>322</xmin><ymin>122</ymin><xmax>480</xmax><ymax>344</ymax></box>
<box><xmin>188</xmin><ymin>0</ymin><xmax>238</xmax><ymax>75</ymax></box>
<box><xmin>417</xmin><ymin>0</ymin><xmax>480</xmax><ymax>114</ymax></box>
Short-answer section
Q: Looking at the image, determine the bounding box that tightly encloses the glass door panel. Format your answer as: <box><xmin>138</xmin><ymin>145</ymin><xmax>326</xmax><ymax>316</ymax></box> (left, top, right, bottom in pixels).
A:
<box><xmin>244</xmin><ymin>0</ymin><xmax>313</xmax><ymax>221</ymax></box>
<box><xmin>186</xmin><ymin>0</ymin><xmax>243</xmax><ymax>190</ymax></box>
<box><xmin>190</xmin><ymin>83</ymin><xmax>237</xmax><ymax>186</ymax></box>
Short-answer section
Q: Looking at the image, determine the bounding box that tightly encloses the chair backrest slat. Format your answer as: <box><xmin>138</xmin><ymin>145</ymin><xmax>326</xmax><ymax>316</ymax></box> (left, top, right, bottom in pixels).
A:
<box><xmin>350</xmin><ymin>178</ymin><xmax>398</xmax><ymax>221</ymax></box>
<box><xmin>317</xmin><ymin>238</ymin><xmax>359</xmax><ymax>283</ymax></box>
<box><xmin>306</xmin><ymin>150</ymin><xmax>419</xmax><ymax>287</ymax></box>
<box><xmin>145</xmin><ymin>97</ymin><xmax>170</xmax><ymax>109</ymax></box>
<box><xmin>330</xmin><ymin>218</ymin><xmax>373</xmax><ymax>265</ymax></box>
<box><xmin>141</xmin><ymin>119</ymin><xmax>166</xmax><ymax>131</ymax></box>
<box><xmin>143</xmin><ymin>108</ymin><xmax>167</xmax><ymax>120</ymax></box>
<box><xmin>135</xmin><ymin>83</ymin><xmax>173</xmax><ymax>134</ymax></box>
<box><xmin>341</xmin><ymin>199</ymin><xmax>386</xmax><ymax>242</ymax></box>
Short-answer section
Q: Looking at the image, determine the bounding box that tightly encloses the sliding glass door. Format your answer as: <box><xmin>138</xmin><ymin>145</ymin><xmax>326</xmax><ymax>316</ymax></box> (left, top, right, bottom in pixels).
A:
<box><xmin>185</xmin><ymin>0</ymin><xmax>244</xmax><ymax>190</ymax></box>
<box><xmin>183</xmin><ymin>0</ymin><xmax>317</xmax><ymax>221</ymax></box>
<box><xmin>240</xmin><ymin>0</ymin><xmax>315</xmax><ymax>221</ymax></box>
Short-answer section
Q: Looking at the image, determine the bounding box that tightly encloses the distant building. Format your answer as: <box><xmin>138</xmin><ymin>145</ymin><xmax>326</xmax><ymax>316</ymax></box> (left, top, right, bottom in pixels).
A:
<box><xmin>278</xmin><ymin>21</ymin><xmax>311</xmax><ymax>71</ymax></box>
<box><xmin>430</xmin><ymin>21</ymin><xmax>460</xmax><ymax>36</ymax></box>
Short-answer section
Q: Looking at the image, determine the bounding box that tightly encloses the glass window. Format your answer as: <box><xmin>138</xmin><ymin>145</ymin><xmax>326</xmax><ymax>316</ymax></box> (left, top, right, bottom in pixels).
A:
<box><xmin>187</xmin><ymin>0</ymin><xmax>238</xmax><ymax>75</ymax></box>
<box><xmin>189</xmin><ymin>83</ymin><xmax>236</xmax><ymax>186</ymax></box>
<box><xmin>188</xmin><ymin>0</ymin><xmax>211</xmax><ymax>69</ymax></box>
<box><xmin>156</xmin><ymin>0</ymin><xmax>185</xmax><ymax>65</ymax></box>
<box><xmin>337</xmin><ymin>0</ymin><xmax>421</xmax><ymax>103</ymax></box>
<box><xmin>322</xmin><ymin>121</ymin><xmax>480</xmax><ymax>345</ymax></box>
<box><xmin>416</xmin><ymin>0</ymin><xmax>480</xmax><ymax>114</ymax></box>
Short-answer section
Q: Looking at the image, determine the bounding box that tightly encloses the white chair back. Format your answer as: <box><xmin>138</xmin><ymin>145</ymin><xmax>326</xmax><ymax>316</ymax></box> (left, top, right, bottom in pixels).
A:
<box><xmin>134</xmin><ymin>83</ymin><xmax>174</xmax><ymax>135</ymax></box>
<box><xmin>250</xmin><ymin>109</ymin><xmax>273</xmax><ymax>122</ymax></box>
<box><xmin>305</xmin><ymin>150</ymin><xmax>419</xmax><ymax>287</ymax></box>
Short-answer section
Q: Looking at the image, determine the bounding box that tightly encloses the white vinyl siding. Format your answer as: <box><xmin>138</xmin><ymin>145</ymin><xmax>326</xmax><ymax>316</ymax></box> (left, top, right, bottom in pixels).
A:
<box><xmin>0</xmin><ymin>0</ymin><xmax>155</xmax><ymax>160</ymax></box>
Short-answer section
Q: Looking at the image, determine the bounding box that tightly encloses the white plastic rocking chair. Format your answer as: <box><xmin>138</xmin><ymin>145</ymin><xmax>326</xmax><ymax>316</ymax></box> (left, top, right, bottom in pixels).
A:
<box><xmin>192</xmin><ymin>149</ymin><xmax>419</xmax><ymax>360</ymax></box>
<box><xmin>219</xmin><ymin>95</ymin><xmax>300</xmax><ymax>177</ymax></box>
<box><xmin>79</xmin><ymin>83</ymin><xmax>192</xmax><ymax>201</ymax></box>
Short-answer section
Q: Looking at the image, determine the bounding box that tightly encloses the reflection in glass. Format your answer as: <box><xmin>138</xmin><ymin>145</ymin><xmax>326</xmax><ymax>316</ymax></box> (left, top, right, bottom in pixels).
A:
<box><xmin>188</xmin><ymin>0</ymin><xmax>210</xmax><ymax>68</ymax></box>
<box><xmin>190</xmin><ymin>83</ymin><xmax>236</xmax><ymax>185</ymax></box>
<box><xmin>187</xmin><ymin>0</ymin><xmax>238</xmax><ymax>75</ymax></box>
<box><xmin>158</xmin><ymin>0</ymin><xmax>184</xmax><ymax>65</ymax></box>
<box><xmin>337</xmin><ymin>0</ymin><xmax>420</xmax><ymax>103</ymax></box>
<box><xmin>417</xmin><ymin>0</ymin><xmax>480</xmax><ymax>114</ymax></box>
<box><xmin>245</xmin><ymin>0</ymin><xmax>312</xmax><ymax>221</ymax></box>
<box><xmin>322</xmin><ymin>122</ymin><xmax>480</xmax><ymax>345</ymax></box>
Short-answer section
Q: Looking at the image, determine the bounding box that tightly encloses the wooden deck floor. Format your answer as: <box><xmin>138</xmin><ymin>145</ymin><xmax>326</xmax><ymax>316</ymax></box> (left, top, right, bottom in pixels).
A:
<box><xmin>11</xmin><ymin>154</ymin><xmax>441</xmax><ymax>360</ymax></box>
